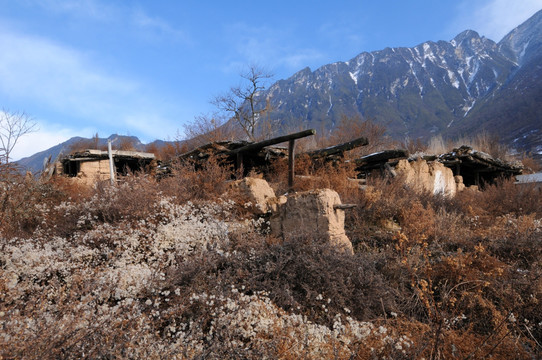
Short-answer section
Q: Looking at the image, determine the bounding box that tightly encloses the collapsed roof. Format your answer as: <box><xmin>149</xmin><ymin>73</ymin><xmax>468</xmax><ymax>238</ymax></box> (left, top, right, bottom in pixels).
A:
<box><xmin>175</xmin><ymin>140</ymin><xmax>289</xmax><ymax>175</ymax></box>
<box><xmin>60</xmin><ymin>149</ymin><xmax>155</xmax><ymax>177</ymax></box>
<box><xmin>437</xmin><ymin>146</ymin><xmax>523</xmax><ymax>186</ymax></box>
<box><xmin>167</xmin><ymin>131</ymin><xmax>523</xmax><ymax>189</ymax></box>
<box><xmin>355</xmin><ymin>146</ymin><xmax>523</xmax><ymax>187</ymax></box>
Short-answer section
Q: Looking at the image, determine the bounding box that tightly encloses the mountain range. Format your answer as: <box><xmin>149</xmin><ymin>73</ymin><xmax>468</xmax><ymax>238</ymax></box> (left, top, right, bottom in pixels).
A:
<box><xmin>258</xmin><ymin>9</ymin><xmax>542</xmax><ymax>157</ymax></box>
<box><xmin>16</xmin><ymin>10</ymin><xmax>542</xmax><ymax>172</ymax></box>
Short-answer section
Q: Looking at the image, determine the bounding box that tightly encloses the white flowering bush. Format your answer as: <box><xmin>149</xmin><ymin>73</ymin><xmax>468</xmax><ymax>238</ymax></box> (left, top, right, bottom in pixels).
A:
<box><xmin>1</xmin><ymin>171</ymin><xmax>540</xmax><ymax>359</ymax></box>
<box><xmin>0</xmin><ymin>177</ymin><xmax>418</xmax><ymax>359</ymax></box>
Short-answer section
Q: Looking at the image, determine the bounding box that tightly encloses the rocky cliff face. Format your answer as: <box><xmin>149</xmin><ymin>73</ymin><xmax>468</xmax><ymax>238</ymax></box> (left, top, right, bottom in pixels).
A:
<box><xmin>453</xmin><ymin>10</ymin><xmax>542</xmax><ymax>156</ymax></box>
<box><xmin>256</xmin><ymin>10</ymin><xmax>542</xmax><ymax>157</ymax></box>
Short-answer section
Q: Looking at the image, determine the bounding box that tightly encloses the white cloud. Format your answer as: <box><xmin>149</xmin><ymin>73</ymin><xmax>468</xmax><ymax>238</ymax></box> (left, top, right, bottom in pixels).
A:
<box><xmin>9</xmin><ymin>122</ymin><xmax>94</xmax><ymax>161</ymax></box>
<box><xmin>131</xmin><ymin>7</ymin><xmax>190</xmax><ymax>43</ymax></box>
<box><xmin>10</xmin><ymin>112</ymin><xmax>180</xmax><ymax>161</ymax></box>
<box><xmin>452</xmin><ymin>0</ymin><xmax>542</xmax><ymax>41</ymax></box>
<box><xmin>0</xmin><ymin>26</ymin><xmax>188</xmax><ymax>142</ymax></box>
<box><xmin>121</xmin><ymin>112</ymin><xmax>180</xmax><ymax>143</ymax></box>
<box><xmin>0</xmin><ymin>29</ymin><xmax>139</xmax><ymax>119</ymax></box>
<box><xmin>281</xmin><ymin>50</ymin><xmax>325</xmax><ymax>69</ymax></box>
<box><xmin>225</xmin><ymin>22</ymin><xmax>324</xmax><ymax>73</ymax></box>
<box><xmin>29</xmin><ymin>0</ymin><xmax>189</xmax><ymax>43</ymax></box>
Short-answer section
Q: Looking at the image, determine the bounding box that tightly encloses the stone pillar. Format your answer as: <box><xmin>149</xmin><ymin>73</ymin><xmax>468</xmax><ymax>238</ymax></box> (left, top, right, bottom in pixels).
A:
<box><xmin>270</xmin><ymin>189</ymin><xmax>353</xmax><ymax>253</ymax></box>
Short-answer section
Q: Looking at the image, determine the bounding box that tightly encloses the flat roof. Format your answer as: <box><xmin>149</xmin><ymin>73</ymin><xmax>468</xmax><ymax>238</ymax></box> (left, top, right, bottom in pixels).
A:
<box><xmin>66</xmin><ymin>149</ymin><xmax>155</xmax><ymax>160</ymax></box>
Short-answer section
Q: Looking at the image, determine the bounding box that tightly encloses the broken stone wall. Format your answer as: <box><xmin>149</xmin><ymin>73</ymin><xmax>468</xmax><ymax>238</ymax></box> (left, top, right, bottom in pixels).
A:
<box><xmin>395</xmin><ymin>159</ymin><xmax>458</xmax><ymax>197</ymax></box>
<box><xmin>78</xmin><ymin>160</ymin><xmax>112</xmax><ymax>185</ymax></box>
<box><xmin>229</xmin><ymin>177</ymin><xmax>353</xmax><ymax>252</ymax></box>
<box><xmin>269</xmin><ymin>189</ymin><xmax>353</xmax><ymax>253</ymax></box>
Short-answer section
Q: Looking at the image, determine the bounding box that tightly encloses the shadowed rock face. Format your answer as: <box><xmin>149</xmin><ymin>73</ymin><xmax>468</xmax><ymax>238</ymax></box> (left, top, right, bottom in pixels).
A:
<box><xmin>270</xmin><ymin>188</ymin><xmax>353</xmax><ymax>254</ymax></box>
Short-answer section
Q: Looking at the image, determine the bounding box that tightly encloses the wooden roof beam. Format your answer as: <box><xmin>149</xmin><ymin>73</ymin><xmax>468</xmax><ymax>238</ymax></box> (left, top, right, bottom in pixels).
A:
<box><xmin>228</xmin><ymin>129</ymin><xmax>316</xmax><ymax>155</ymax></box>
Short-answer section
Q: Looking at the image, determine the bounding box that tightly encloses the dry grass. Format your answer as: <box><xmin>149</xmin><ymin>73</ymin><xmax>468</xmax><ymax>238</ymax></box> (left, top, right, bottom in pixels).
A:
<box><xmin>1</xmin><ymin>147</ymin><xmax>541</xmax><ymax>359</ymax></box>
<box><xmin>425</xmin><ymin>132</ymin><xmax>515</xmax><ymax>161</ymax></box>
<box><xmin>313</xmin><ymin>114</ymin><xmax>394</xmax><ymax>157</ymax></box>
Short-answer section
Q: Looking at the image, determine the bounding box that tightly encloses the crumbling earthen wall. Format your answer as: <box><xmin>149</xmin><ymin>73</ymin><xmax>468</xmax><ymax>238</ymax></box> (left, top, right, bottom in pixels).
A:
<box><xmin>269</xmin><ymin>189</ymin><xmax>353</xmax><ymax>253</ymax></box>
<box><xmin>230</xmin><ymin>178</ymin><xmax>353</xmax><ymax>252</ymax></box>
<box><xmin>396</xmin><ymin>159</ymin><xmax>458</xmax><ymax>197</ymax></box>
<box><xmin>229</xmin><ymin>177</ymin><xmax>277</xmax><ymax>214</ymax></box>
<box><xmin>78</xmin><ymin>160</ymin><xmax>112</xmax><ymax>185</ymax></box>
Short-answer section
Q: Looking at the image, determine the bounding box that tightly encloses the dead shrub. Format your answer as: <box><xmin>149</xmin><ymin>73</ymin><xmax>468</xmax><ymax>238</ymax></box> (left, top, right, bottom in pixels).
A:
<box><xmin>315</xmin><ymin>114</ymin><xmax>392</xmax><ymax>157</ymax></box>
<box><xmin>158</xmin><ymin>155</ymin><xmax>231</xmax><ymax>203</ymax></box>
<box><xmin>267</xmin><ymin>154</ymin><xmax>361</xmax><ymax>203</ymax></box>
<box><xmin>0</xmin><ymin>170</ymin><xmax>69</xmax><ymax>238</ymax></box>
<box><xmin>519</xmin><ymin>153</ymin><xmax>542</xmax><ymax>173</ymax></box>
<box><xmin>30</xmin><ymin>175</ymin><xmax>160</xmax><ymax>238</ymax></box>
<box><xmin>454</xmin><ymin>178</ymin><xmax>542</xmax><ymax>218</ymax></box>
<box><xmin>171</xmin><ymin>236</ymin><xmax>398</xmax><ymax>327</ymax></box>
<box><xmin>485</xmin><ymin>214</ymin><xmax>542</xmax><ymax>269</ymax></box>
<box><xmin>399</xmin><ymin>199</ymin><xmax>436</xmax><ymax>244</ymax></box>
<box><xmin>88</xmin><ymin>176</ymin><xmax>159</xmax><ymax>222</ymax></box>
<box><xmin>351</xmin><ymin>175</ymin><xmax>416</xmax><ymax>227</ymax></box>
<box><xmin>432</xmin><ymin>208</ymin><xmax>472</xmax><ymax>250</ymax></box>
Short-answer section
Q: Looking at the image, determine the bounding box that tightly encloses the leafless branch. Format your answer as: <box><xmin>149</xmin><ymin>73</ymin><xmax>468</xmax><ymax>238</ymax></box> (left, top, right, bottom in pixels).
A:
<box><xmin>211</xmin><ymin>65</ymin><xmax>273</xmax><ymax>141</ymax></box>
<box><xmin>0</xmin><ymin>109</ymin><xmax>38</xmax><ymax>164</ymax></box>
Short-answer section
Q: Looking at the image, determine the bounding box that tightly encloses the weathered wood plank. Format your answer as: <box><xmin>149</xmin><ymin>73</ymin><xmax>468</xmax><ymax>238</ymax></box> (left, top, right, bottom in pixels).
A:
<box><xmin>333</xmin><ymin>204</ymin><xmax>357</xmax><ymax>210</ymax></box>
<box><xmin>288</xmin><ymin>139</ymin><xmax>295</xmax><ymax>189</ymax></box>
<box><xmin>228</xmin><ymin>129</ymin><xmax>316</xmax><ymax>155</ymax></box>
<box><xmin>355</xmin><ymin>149</ymin><xmax>409</xmax><ymax>165</ymax></box>
<box><xmin>304</xmin><ymin>137</ymin><xmax>368</xmax><ymax>158</ymax></box>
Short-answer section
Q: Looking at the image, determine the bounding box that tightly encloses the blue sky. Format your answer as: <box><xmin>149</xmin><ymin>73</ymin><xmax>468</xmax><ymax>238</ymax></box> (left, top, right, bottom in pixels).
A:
<box><xmin>2</xmin><ymin>0</ymin><xmax>542</xmax><ymax>160</ymax></box>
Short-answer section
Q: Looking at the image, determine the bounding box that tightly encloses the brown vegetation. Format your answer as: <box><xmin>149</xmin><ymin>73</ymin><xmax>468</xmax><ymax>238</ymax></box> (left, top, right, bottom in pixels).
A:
<box><xmin>67</xmin><ymin>133</ymin><xmax>105</xmax><ymax>153</ymax></box>
<box><xmin>1</xmin><ymin>138</ymin><xmax>541</xmax><ymax>359</ymax></box>
<box><xmin>425</xmin><ymin>132</ymin><xmax>520</xmax><ymax>162</ymax></box>
<box><xmin>314</xmin><ymin>115</ymin><xmax>393</xmax><ymax>157</ymax></box>
<box><xmin>145</xmin><ymin>141</ymin><xmax>187</xmax><ymax>162</ymax></box>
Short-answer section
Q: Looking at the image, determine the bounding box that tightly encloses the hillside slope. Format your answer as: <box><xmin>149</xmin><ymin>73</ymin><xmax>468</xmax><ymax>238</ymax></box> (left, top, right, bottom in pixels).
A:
<box><xmin>255</xmin><ymin>10</ymin><xmax>542</xmax><ymax>156</ymax></box>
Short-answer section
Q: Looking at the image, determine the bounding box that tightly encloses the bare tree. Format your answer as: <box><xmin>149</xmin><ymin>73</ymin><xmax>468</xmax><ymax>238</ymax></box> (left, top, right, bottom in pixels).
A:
<box><xmin>0</xmin><ymin>110</ymin><xmax>38</xmax><ymax>164</ymax></box>
<box><xmin>183</xmin><ymin>112</ymin><xmax>243</xmax><ymax>149</ymax></box>
<box><xmin>212</xmin><ymin>66</ymin><xmax>273</xmax><ymax>141</ymax></box>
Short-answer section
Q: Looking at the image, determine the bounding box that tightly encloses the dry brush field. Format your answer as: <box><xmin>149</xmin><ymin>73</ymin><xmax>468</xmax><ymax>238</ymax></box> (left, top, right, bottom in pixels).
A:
<box><xmin>1</xmin><ymin>158</ymin><xmax>541</xmax><ymax>359</ymax></box>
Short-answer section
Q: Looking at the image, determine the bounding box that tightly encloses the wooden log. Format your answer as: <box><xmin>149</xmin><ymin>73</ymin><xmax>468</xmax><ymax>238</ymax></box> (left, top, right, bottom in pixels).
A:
<box><xmin>384</xmin><ymin>163</ymin><xmax>397</xmax><ymax>178</ymax></box>
<box><xmin>333</xmin><ymin>204</ymin><xmax>357</xmax><ymax>210</ymax></box>
<box><xmin>228</xmin><ymin>129</ymin><xmax>316</xmax><ymax>155</ymax></box>
<box><xmin>355</xmin><ymin>149</ymin><xmax>409</xmax><ymax>165</ymax></box>
<box><xmin>177</xmin><ymin>141</ymin><xmax>249</xmax><ymax>160</ymax></box>
<box><xmin>440</xmin><ymin>160</ymin><xmax>462</xmax><ymax>166</ymax></box>
<box><xmin>236</xmin><ymin>152</ymin><xmax>243</xmax><ymax>178</ymax></box>
<box><xmin>421</xmin><ymin>155</ymin><xmax>437</xmax><ymax>161</ymax></box>
<box><xmin>288</xmin><ymin>139</ymin><xmax>295</xmax><ymax>189</ymax></box>
<box><xmin>304</xmin><ymin>136</ymin><xmax>368</xmax><ymax>158</ymax></box>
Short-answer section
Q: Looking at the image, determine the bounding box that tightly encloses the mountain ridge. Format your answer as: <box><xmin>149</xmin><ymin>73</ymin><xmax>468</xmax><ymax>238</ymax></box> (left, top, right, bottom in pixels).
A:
<box><xmin>257</xmin><ymin>9</ymin><xmax>542</xmax><ymax>157</ymax></box>
<box><xmin>15</xmin><ymin>10</ymin><xmax>542</xmax><ymax>172</ymax></box>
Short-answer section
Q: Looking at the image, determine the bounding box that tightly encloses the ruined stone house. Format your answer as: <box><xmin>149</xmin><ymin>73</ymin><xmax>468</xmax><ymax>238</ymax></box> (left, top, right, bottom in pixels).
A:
<box><xmin>58</xmin><ymin>149</ymin><xmax>155</xmax><ymax>185</ymax></box>
<box><xmin>355</xmin><ymin>146</ymin><xmax>523</xmax><ymax>196</ymax></box>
